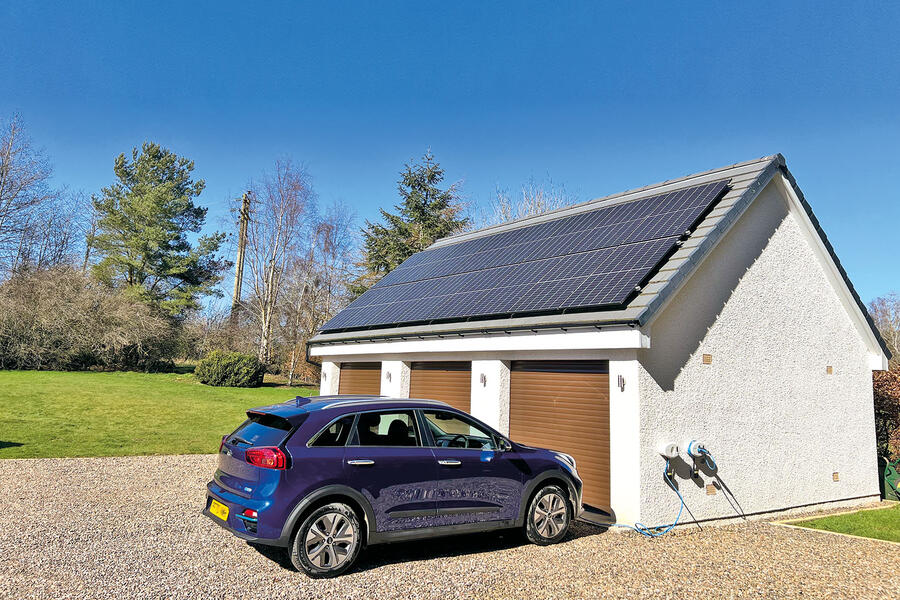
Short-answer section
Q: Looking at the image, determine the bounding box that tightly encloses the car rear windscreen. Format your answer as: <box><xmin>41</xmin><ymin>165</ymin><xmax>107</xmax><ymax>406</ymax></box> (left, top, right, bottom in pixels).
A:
<box><xmin>228</xmin><ymin>412</ymin><xmax>301</xmax><ymax>447</ymax></box>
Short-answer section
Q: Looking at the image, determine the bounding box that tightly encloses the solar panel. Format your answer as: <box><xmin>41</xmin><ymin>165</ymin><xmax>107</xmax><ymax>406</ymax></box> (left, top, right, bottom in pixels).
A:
<box><xmin>321</xmin><ymin>179</ymin><xmax>730</xmax><ymax>332</ymax></box>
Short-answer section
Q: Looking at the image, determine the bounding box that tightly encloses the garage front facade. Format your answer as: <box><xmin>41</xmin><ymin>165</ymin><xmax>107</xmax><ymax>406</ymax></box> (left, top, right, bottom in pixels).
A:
<box><xmin>310</xmin><ymin>155</ymin><xmax>890</xmax><ymax>527</ymax></box>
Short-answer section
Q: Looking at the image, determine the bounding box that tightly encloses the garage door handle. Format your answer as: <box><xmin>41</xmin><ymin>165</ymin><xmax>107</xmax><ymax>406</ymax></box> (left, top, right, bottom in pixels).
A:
<box><xmin>347</xmin><ymin>459</ymin><xmax>375</xmax><ymax>466</ymax></box>
<box><xmin>438</xmin><ymin>459</ymin><xmax>461</xmax><ymax>467</ymax></box>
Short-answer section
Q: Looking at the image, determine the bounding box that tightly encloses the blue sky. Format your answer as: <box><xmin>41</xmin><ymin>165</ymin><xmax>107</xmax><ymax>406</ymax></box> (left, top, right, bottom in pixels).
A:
<box><xmin>1</xmin><ymin>2</ymin><xmax>898</xmax><ymax>301</ymax></box>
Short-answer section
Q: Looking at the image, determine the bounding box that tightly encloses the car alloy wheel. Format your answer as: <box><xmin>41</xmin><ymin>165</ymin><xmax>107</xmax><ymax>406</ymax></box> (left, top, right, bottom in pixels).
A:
<box><xmin>534</xmin><ymin>492</ymin><xmax>567</xmax><ymax>537</ymax></box>
<box><xmin>291</xmin><ymin>503</ymin><xmax>361</xmax><ymax>577</ymax></box>
<box><xmin>305</xmin><ymin>512</ymin><xmax>356</xmax><ymax>568</ymax></box>
<box><xmin>526</xmin><ymin>484</ymin><xmax>571</xmax><ymax>545</ymax></box>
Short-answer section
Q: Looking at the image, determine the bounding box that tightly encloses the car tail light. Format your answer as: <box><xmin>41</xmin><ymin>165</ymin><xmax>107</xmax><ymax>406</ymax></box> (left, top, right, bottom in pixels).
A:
<box><xmin>219</xmin><ymin>434</ymin><xmax>227</xmax><ymax>452</ymax></box>
<box><xmin>246</xmin><ymin>446</ymin><xmax>287</xmax><ymax>469</ymax></box>
<box><xmin>238</xmin><ymin>508</ymin><xmax>259</xmax><ymax>534</ymax></box>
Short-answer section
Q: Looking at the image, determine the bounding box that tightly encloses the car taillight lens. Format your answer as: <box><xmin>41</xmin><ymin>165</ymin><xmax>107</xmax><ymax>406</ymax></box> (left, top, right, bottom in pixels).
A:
<box><xmin>219</xmin><ymin>434</ymin><xmax>227</xmax><ymax>452</ymax></box>
<box><xmin>242</xmin><ymin>509</ymin><xmax>258</xmax><ymax>520</ymax></box>
<box><xmin>246</xmin><ymin>446</ymin><xmax>287</xmax><ymax>469</ymax></box>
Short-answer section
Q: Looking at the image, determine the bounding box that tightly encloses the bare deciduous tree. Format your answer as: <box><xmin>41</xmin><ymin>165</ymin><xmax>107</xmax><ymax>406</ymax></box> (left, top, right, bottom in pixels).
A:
<box><xmin>12</xmin><ymin>191</ymin><xmax>92</xmax><ymax>273</ymax></box>
<box><xmin>241</xmin><ymin>160</ymin><xmax>315</xmax><ymax>364</ymax></box>
<box><xmin>0</xmin><ymin>115</ymin><xmax>61</xmax><ymax>275</ymax></box>
<box><xmin>0</xmin><ymin>266</ymin><xmax>176</xmax><ymax>371</ymax></box>
<box><xmin>870</xmin><ymin>292</ymin><xmax>900</xmax><ymax>369</ymax></box>
<box><xmin>280</xmin><ymin>202</ymin><xmax>356</xmax><ymax>384</ymax></box>
<box><xmin>481</xmin><ymin>176</ymin><xmax>578</xmax><ymax>226</ymax></box>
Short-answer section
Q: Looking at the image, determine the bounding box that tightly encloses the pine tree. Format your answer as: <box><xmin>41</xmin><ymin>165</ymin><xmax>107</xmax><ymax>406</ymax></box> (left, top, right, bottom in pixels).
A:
<box><xmin>352</xmin><ymin>151</ymin><xmax>469</xmax><ymax>296</ymax></box>
<box><xmin>90</xmin><ymin>142</ymin><xmax>228</xmax><ymax>318</ymax></box>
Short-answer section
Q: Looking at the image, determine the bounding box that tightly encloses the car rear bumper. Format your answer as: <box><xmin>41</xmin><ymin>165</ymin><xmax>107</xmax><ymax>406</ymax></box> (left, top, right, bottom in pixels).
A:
<box><xmin>203</xmin><ymin>481</ymin><xmax>288</xmax><ymax>547</ymax></box>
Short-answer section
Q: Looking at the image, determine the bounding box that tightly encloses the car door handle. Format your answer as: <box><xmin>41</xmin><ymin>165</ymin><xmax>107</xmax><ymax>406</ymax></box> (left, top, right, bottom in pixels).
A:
<box><xmin>347</xmin><ymin>459</ymin><xmax>375</xmax><ymax>466</ymax></box>
<box><xmin>438</xmin><ymin>459</ymin><xmax>461</xmax><ymax>467</ymax></box>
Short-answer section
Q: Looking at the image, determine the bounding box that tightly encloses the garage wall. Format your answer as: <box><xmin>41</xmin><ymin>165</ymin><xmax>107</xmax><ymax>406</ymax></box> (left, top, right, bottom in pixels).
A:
<box><xmin>637</xmin><ymin>180</ymin><xmax>880</xmax><ymax>526</ymax></box>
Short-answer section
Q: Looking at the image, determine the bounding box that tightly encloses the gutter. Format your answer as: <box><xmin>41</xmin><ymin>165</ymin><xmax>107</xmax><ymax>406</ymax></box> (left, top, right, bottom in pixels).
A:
<box><xmin>304</xmin><ymin>343</ymin><xmax>321</xmax><ymax>368</ymax></box>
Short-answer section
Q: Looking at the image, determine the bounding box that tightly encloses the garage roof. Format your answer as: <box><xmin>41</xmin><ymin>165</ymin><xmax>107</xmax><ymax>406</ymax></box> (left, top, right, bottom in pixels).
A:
<box><xmin>311</xmin><ymin>154</ymin><xmax>889</xmax><ymax>359</ymax></box>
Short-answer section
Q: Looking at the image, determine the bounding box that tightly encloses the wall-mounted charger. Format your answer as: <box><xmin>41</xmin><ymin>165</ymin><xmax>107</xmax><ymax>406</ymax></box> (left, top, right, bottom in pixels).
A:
<box><xmin>658</xmin><ymin>442</ymin><xmax>679</xmax><ymax>459</ymax></box>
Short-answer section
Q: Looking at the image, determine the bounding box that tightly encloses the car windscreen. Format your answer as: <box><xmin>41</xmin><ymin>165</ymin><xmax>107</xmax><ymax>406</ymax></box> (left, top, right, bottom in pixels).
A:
<box><xmin>227</xmin><ymin>412</ymin><xmax>301</xmax><ymax>447</ymax></box>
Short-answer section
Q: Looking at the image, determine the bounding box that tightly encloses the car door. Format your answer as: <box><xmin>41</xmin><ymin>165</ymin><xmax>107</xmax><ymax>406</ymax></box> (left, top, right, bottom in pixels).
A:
<box><xmin>342</xmin><ymin>410</ymin><xmax>438</xmax><ymax>532</ymax></box>
<box><xmin>420</xmin><ymin>409</ymin><xmax>525</xmax><ymax>526</ymax></box>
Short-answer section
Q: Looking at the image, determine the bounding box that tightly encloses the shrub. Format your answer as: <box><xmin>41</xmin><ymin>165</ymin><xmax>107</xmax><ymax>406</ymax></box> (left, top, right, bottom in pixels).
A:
<box><xmin>874</xmin><ymin>368</ymin><xmax>900</xmax><ymax>461</ymax></box>
<box><xmin>0</xmin><ymin>267</ymin><xmax>177</xmax><ymax>371</ymax></box>
<box><xmin>195</xmin><ymin>350</ymin><xmax>265</xmax><ymax>387</ymax></box>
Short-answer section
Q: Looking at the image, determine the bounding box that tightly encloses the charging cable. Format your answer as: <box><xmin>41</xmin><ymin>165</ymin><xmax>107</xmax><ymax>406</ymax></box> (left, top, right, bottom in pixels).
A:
<box><xmin>611</xmin><ymin>459</ymin><xmax>685</xmax><ymax>538</ymax></box>
<box><xmin>697</xmin><ymin>447</ymin><xmax>717</xmax><ymax>472</ymax></box>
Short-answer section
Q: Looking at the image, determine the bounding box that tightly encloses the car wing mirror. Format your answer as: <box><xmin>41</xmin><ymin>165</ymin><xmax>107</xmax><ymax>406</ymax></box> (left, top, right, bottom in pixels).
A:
<box><xmin>496</xmin><ymin>438</ymin><xmax>512</xmax><ymax>452</ymax></box>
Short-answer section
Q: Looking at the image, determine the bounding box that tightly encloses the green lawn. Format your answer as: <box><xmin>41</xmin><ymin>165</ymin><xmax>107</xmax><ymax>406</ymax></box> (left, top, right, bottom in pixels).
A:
<box><xmin>0</xmin><ymin>370</ymin><xmax>318</xmax><ymax>459</ymax></box>
<box><xmin>792</xmin><ymin>504</ymin><xmax>900</xmax><ymax>543</ymax></box>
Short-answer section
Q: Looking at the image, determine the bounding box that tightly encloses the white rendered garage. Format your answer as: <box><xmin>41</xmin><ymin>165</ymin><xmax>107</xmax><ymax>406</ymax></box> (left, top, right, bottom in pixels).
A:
<box><xmin>308</xmin><ymin>155</ymin><xmax>889</xmax><ymax>527</ymax></box>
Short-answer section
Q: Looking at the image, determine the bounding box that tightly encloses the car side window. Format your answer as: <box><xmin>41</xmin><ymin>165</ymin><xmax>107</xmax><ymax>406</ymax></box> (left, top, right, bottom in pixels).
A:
<box><xmin>349</xmin><ymin>411</ymin><xmax>420</xmax><ymax>447</ymax></box>
<box><xmin>422</xmin><ymin>410</ymin><xmax>497</xmax><ymax>450</ymax></box>
<box><xmin>309</xmin><ymin>415</ymin><xmax>355</xmax><ymax>447</ymax></box>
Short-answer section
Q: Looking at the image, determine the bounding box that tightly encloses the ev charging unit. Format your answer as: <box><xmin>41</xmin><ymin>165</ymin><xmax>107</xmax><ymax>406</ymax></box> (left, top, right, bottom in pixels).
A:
<box><xmin>685</xmin><ymin>439</ymin><xmax>708</xmax><ymax>459</ymax></box>
<box><xmin>657</xmin><ymin>442</ymin><xmax>679</xmax><ymax>459</ymax></box>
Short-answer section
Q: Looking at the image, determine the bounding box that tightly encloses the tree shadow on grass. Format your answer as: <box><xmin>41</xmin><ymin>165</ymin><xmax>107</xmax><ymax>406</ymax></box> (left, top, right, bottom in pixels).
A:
<box><xmin>247</xmin><ymin>520</ymin><xmax>608</xmax><ymax>573</ymax></box>
<box><xmin>0</xmin><ymin>441</ymin><xmax>24</xmax><ymax>450</ymax></box>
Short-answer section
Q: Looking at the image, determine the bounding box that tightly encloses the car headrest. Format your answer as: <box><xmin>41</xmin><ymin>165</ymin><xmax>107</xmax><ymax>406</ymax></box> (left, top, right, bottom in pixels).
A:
<box><xmin>387</xmin><ymin>419</ymin><xmax>409</xmax><ymax>443</ymax></box>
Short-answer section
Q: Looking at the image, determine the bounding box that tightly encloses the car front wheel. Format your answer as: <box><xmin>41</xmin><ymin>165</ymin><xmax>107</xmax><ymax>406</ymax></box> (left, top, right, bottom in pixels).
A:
<box><xmin>290</xmin><ymin>503</ymin><xmax>361</xmax><ymax>577</ymax></box>
<box><xmin>525</xmin><ymin>484</ymin><xmax>572</xmax><ymax>545</ymax></box>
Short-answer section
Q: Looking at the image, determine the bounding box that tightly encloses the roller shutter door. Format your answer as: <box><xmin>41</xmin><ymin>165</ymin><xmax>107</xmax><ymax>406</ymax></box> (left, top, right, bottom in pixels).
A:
<box><xmin>509</xmin><ymin>360</ymin><xmax>610</xmax><ymax>508</ymax></box>
<box><xmin>409</xmin><ymin>361</ymin><xmax>472</xmax><ymax>413</ymax></box>
<box><xmin>338</xmin><ymin>362</ymin><xmax>381</xmax><ymax>395</ymax></box>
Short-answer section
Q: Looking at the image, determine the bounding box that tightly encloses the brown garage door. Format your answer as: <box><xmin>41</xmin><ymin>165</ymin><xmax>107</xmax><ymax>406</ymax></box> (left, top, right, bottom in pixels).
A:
<box><xmin>338</xmin><ymin>362</ymin><xmax>381</xmax><ymax>395</ymax></box>
<box><xmin>409</xmin><ymin>361</ymin><xmax>471</xmax><ymax>413</ymax></box>
<box><xmin>509</xmin><ymin>360</ymin><xmax>610</xmax><ymax>508</ymax></box>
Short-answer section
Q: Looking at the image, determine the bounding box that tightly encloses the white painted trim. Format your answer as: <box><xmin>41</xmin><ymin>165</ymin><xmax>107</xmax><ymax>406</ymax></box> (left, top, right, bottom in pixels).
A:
<box><xmin>319</xmin><ymin>361</ymin><xmax>340</xmax><ymax>395</ymax></box>
<box><xmin>470</xmin><ymin>360</ymin><xmax>510</xmax><ymax>434</ymax></box>
<box><xmin>772</xmin><ymin>174</ymin><xmax>889</xmax><ymax>369</ymax></box>
<box><xmin>380</xmin><ymin>361</ymin><xmax>410</xmax><ymax>397</ymax></box>
<box><xmin>310</xmin><ymin>327</ymin><xmax>649</xmax><ymax>359</ymax></box>
<box><xmin>608</xmin><ymin>357</ymin><xmax>641</xmax><ymax>525</ymax></box>
<box><xmin>316</xmin><ymin>349</ymin><xmax>640</xmax><ymax>364</ymax></box>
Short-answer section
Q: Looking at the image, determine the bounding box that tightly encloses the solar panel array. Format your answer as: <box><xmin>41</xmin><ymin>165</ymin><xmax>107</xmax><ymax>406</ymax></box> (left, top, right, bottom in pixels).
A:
<box><xmin>321</xmin><ymin>179</ymin><xmax>730</xmax><ymax>332</ymax></box>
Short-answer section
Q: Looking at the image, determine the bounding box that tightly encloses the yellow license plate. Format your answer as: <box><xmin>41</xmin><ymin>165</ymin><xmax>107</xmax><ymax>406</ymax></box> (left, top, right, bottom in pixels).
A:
<box><xmin>210</xmin><ymin>499</ymin><xmax>229</xmax><ymax>521</ymax></box>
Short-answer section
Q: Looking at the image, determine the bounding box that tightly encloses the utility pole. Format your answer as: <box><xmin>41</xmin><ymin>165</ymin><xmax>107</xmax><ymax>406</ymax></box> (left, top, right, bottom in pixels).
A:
<box><xmin>230</xmin><ymin>191</ymin><xmax>251</xmax><ymax>323</ymax></box>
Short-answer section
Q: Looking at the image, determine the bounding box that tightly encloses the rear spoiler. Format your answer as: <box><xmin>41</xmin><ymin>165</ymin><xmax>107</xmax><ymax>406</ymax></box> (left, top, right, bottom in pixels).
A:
<box><xmin>245</xmin><ymin>396</ymin><xmax>315</xmax><ymax>427</ymax></box>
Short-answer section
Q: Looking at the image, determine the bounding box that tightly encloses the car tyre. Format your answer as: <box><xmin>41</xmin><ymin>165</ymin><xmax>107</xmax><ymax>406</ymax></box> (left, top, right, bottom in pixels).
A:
<box><xmin>525</xmin><ymin>484</ymin><xmax>571</xmax><ymax>545</ymax></box>
<box><xmin>290</xmin><ymin>502</ymin><xmax>362</xmax><ymax>578</ymax></box>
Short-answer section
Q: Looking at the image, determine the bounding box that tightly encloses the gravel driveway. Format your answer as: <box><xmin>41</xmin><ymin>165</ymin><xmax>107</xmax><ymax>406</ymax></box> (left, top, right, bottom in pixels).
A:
<box><xmin>1</xmin><ymin>455</ymin><xmax>897</xmax><ymax>600</ymax></box>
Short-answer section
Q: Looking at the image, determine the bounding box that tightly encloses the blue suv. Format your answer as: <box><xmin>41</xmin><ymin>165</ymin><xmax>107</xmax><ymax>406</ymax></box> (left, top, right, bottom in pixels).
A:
<box><xmin>204</xmin><ymin>395</ymin><xmax>583</xmax><ymax>577</ymax></box>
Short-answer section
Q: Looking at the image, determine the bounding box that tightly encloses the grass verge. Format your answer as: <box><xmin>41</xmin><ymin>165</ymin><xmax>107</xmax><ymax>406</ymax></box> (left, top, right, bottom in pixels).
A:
<box><xmin>0</xmin><ymin>370</ymin><xmax>317</xmax><ymax>459</ymax></box>
<box><xmin>791</xmin><ymin>503</ymin><xmax>900</xmax><ymax>543</ymax></box>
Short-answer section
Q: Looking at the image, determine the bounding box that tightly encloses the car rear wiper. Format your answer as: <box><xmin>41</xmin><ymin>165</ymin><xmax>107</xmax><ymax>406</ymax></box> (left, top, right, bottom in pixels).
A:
<box><xmin>229</xmin><ymin>435</ymin><xmax>252</xmax><ymax>446</ymax></box>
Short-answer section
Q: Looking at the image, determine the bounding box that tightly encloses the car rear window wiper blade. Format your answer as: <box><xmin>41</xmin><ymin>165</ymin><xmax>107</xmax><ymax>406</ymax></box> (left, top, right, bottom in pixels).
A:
<box><xmin>229</xmin><ymin>435</ymin><xmax>252</xmax><ymax>445</ymax></box>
